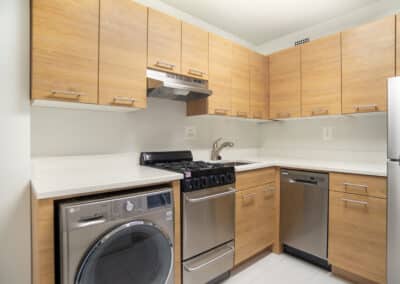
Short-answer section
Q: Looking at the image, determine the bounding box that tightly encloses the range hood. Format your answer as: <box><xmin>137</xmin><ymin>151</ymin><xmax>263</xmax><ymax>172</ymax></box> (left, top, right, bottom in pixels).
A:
<box><xmin>147</xmin><ymin>69</ymin><xmax>212</xmax><ymax>101</ymax></box>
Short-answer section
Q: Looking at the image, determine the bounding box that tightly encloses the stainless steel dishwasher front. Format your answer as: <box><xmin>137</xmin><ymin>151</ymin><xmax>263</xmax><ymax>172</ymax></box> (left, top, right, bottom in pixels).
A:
<box><xmin>280</xmin><ymin>169</ymin><xmax>329</xmax><ymax>264</ymax></box>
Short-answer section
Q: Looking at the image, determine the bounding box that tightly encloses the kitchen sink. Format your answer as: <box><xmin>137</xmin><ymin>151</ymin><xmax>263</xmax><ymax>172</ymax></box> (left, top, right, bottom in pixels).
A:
<box><xmin>216</xmin><ymin>161</ymin><xmax>254</xmax><ymax>167</ymax></box>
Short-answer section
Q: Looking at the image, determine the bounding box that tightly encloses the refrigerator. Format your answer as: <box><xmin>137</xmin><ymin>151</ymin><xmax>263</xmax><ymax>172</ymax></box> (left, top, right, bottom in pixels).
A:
<box><xmin>388</xmin><ymin>77</ymin><xmax>400</xmax><ymax>284</ymax></box>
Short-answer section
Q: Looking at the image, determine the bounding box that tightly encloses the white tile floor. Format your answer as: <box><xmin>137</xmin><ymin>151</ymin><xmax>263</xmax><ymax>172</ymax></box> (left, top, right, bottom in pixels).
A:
<box><xmin>224</xmin><ymin>253</ymin><xmax>351</xmax><ymax>284</ymax></box>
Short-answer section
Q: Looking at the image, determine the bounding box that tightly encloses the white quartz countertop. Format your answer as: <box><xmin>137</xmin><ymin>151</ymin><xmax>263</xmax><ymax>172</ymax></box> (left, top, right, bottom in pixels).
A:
<box><xmin>31</xmin><ymin>154</ymin><xmax>183</xmax><ymax>200</ymax></box>
<box><xmin>31</xmin><ymin>153</ymin><xmax>386</xmax><ymax>200</ymax></box>
<box><xmin>231</xmin><ymin>156</ymin><xmax>387</xmax><ymax>177</ymax></box>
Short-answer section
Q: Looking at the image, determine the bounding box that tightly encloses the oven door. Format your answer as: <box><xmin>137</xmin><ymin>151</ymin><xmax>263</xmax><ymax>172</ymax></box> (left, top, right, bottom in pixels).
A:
<box><xmin>183</xmin><ymin>185</ymin><xmax>235</xmax><ymax>260</ymax></box>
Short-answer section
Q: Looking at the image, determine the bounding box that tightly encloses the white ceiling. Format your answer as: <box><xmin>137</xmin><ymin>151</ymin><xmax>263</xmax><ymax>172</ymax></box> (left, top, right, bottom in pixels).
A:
<box><xmin>159</xmin><ymin>0</ymin><xmax>379</xmax><ymax>45</ymax></box>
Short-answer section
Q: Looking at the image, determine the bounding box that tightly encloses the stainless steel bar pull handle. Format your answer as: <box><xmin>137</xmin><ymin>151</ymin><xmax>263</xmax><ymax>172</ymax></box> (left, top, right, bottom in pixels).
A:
<box><xmin>50</xmin><ymin>90</ymin><xmax>86</xmax><ymax>99</ymax></box>
<box><xmin>76</xmin><ymin>216</ymin><xmax>106</xmax><ymax>228</ymax></box>
<box><xmin>155</xmin><ymin>61</ymin><xmax>175</xmax><ymax>70</ymax></box>
<box><xmin>342</xmin><ymin>198</ymin><xmax>368</xmax><ymax>206</ymax></box>
<box><xmin>311</xmin><ymin>108</ymin><xmax>329</xmax><ymax>116</ymax></box>
<box><xmin>343</xmin><ymin>182</ymin><xmax>368</xmax><ymax>191</ymax></box>
<box><xmin>188</xmin><ymin>68</ymin><xmax>206</xmax><ymax>77</ymax></box>
<box><xmin>113</xmin><ymin>96</ymin><xmax>136</xmax><ymax>104</ymax></box>
<box><xmin>185</xmin><ymin>188</ymin><xmax>237</xmax><ymax>203</ymax></box>
<box><xmin>183</xmin><ymin>246</ymin><xmax>234</xmax><ymax>272</ymax></box>
<box><xmin>354</xmin><ymin>104</ymin><xmax>378</xmax><ymax>112</ymax></box>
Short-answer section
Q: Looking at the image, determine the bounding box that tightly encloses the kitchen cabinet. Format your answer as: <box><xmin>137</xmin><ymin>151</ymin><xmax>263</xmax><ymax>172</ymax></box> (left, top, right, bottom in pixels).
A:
<box><xmin>249</xmin><ymin>52</ymin><xmax>268</xmax><ymax>119</ymax></box>
<box><xmin>231</xmin><ymin>44</ymin><xmax>250</xmax><ymax>118</ymax></box>
<box><xmin>99</xmin><ymin>0</ymin><xmax>147</xmax><ymax>109</ymax></box>
<box><xmin>328</xmin><ymin>173</ymin><xmax>387</xmax><ymax>284</ymax></box>
<box><xmin>207</xmin><ymin>33</ymin><xmax>233</xmax><ymax>115</ymax></box>
<box><xmin>269</xmin><ymin>47</ymin><xmax>301</xmax><ymax>119</ymax></box>
<box><xmin>148</xmin><ymin>8</ymin><xmax>181</xmax><ymax>74</ymax></box>
<box><xmin>235</xmin><ymin>184</ymin><xmax>275</xmax><ymax>265</ymax></box>
<box><xmin>301</xmin><ymin>34</ymin><xmax>341</xmax><ymax>117</ymax></box>
<box><xmin>182</xmin><ymin>23</ymin><xmax>209</xmax><ymax>80</ymax></box>
<box><xmin>397</xmin><ymin>14</ymin><xmax>400</xmax><ymax>76</ymax></box>
<box><xmin>342</xmin><ymin>15</ymin><xmax>395</xmax><ymax>114</ymax></box>
<box><xmin>31</xmin><ymin>0</ymin><xmax>99</xmax><ymax>104</ymax></box>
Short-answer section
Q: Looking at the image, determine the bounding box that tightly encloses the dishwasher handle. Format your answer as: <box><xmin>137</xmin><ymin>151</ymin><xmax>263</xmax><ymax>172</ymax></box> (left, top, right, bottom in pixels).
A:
<box><xmin>288</xmin><ymin>178</ymin><xmax>319</xmax><ymax>185</ymax></box>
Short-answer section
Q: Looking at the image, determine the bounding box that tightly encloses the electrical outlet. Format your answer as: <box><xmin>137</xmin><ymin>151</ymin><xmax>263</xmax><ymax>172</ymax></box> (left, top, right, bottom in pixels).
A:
<box><xmin>184</xmin><ymin>126</ymin><xmax>197</xmax><ymax>140</ymax></box>
<box><xmin>322</xmin><ymin>127</ymin><xmax>333</xmax><ymax>141</ymax></box>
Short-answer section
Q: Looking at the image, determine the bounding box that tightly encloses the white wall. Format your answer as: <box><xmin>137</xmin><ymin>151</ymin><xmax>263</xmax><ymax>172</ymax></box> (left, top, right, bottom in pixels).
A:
<box><xmin>257</xmin><ymin>0</ymin><xmax>400</xmax><ymax>54</ymax></box>
<box><xmin>260</xmin><ymin>113</ymin><xmax>387</xmax><ymax>163</ymax></box>
<box><xmin>0</xmin><ymin>0</ymin><xmax>31</xmax><ymax>284</ymax></box>
<box><xmin>31</xmin><ymin>98</ymin><xmax>262</xmax><ymax>158</ymax></box>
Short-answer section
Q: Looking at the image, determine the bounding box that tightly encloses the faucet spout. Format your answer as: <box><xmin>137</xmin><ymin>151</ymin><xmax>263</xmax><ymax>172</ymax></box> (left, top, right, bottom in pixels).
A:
<box><xmin>211</xmin><ymin>138</ymin><xmax>234</xmax><ymax>161</ymax></box>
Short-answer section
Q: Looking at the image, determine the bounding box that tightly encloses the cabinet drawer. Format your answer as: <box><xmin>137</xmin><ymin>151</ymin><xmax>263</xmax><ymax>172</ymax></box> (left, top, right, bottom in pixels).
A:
<box><xmin>329</xmin><ymin>173</ymin><xmax>387</xmax><ymax>199</ymax></box>
<box><xmin>236</xmin><ymin>168</ymin><xmax>275</xmax><ymax>190</ymax></box>
<box><xmin>329</xmin><ymin>191</ymin><xmax>386</xmax><ymax>284</ymax></box>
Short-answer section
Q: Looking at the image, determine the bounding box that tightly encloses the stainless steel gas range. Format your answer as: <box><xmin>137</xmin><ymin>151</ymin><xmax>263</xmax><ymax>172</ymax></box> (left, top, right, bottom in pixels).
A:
<box><xmin>140</xmin><ymin>151</ymin><xmax>235</xmax><ymax>284</ymax></box>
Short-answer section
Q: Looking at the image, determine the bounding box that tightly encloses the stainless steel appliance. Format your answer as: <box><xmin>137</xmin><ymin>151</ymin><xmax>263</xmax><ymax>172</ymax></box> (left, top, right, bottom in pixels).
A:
<box><xmin>280</xmin><ymin>169</ymin><xmax>329</xmax><ymax>268</ymax></box>
<box><xmin>387</xmin><ymin>77</ymin><xmax>400</xmax><ymax>284</ymax></box>
<box><xmin>140</xmin><ymin>151</ymin><xmax>235</xmax><ymax>284</ymax></box>
<box><xmin>58</xmin><ymin>187</ymin><xmax>174</xmax><ymax>284</ymax></box>
<box><xmin>147</xmin><ymin>69</ymin><xmax>212</xmax><ymax>101</ymax></box>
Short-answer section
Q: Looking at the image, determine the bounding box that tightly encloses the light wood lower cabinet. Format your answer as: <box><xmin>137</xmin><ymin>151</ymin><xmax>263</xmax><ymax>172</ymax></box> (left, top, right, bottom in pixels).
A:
<box><xmin>235</xmin><ymin>183</ymin><xmax>275</xmax><ymax>265</ymax></box>
<box><xmin>329</xmin><ymin>190</ymin><xmax>387</xmax><ymax>284</ymax></box>
<box><xmin>31</xmin><ymin>0</ymin><xmax>99</xmax><ymax>104</ymax></box>
<box><xmin>99</xmin><ymin>0</ymin><xmax>147</xmax><ymax>109</ymax></box>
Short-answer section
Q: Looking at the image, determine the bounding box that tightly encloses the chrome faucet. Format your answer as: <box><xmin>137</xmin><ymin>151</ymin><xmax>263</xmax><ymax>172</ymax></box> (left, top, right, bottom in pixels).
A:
<box><xmin>211</xmin><ymin>138</ymin><xmax>234</xmax><ymax>161</ymax></box>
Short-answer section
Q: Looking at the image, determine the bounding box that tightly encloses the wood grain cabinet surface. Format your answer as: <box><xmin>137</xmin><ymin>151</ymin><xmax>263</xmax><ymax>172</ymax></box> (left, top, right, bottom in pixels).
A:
<box><xmin>269</xmin><ymin>46</ymin><xmax>301</xmax><ymax>119</ymax></box>
<box><xmin>182</xmin><ymin>23</ymin><xmax>209</xmax><ymax>80</ymax></box>
<box><xmin>31</xmin><ymin>0</ymin><xmax>99</xmax><ymax>104</ymax></box>
<box><xmin>207</xmin><ymin>33</ymin><xmax>233</xmax><ymax>116</ymax></box>
<box><xmin>235</xmin><ymin>184</ymin><xmax>275</xmax><ymax>265</ymax></box>
<box><xmin>341</xmin><ymin>15</ymin><xmax>395</xmax><ymax>114</ymax></box>
<box><xmin>328</xmin><ymin>190</ymin><xmax>387</xmax><ymax>284</ymax></box>
<box><xmin>249</xmin><ymin>52</ymin><xmax>268</xmax><ymax>119</ymax></box>
<box><xmin>99</xmin><ymin>0</ymin><xmax>147</xmax><ymax>109</ymax></box>
<box><xmin>397</xmin><ymin>14</ymin><xmax>400</xmax><ymax>76</ymax></box>
<box><xmin>148</xmin><ymin>8</ymin><xmax>181</xmax><ymax>74</ymax></box>
<box><xmin>301</xmin><ymin>34</ymin><xmax>341</xmax><ymax>117</ymax></box>
<box><xmin>231</xmin><ymin>44</ymin><xmax>250</xmax><ymax>118</ymax></box>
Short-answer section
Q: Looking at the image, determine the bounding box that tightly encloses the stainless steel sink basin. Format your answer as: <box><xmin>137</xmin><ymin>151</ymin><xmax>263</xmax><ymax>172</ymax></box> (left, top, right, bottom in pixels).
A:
<box><xmin>216</xmin><ymin>161</ymin><xmax>254</xmax><ymax>167</ymax></box>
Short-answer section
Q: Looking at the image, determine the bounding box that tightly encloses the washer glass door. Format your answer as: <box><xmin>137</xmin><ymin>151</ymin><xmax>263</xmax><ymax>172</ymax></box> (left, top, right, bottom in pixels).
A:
<box><xmin>76</xmin><ymin>221</ymin><xmax>173</xmax><ymax>284</ymax></box>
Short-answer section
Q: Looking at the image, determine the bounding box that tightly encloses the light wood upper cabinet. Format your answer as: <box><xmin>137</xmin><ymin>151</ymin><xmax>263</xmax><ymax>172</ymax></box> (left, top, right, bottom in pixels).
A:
<box><xmin>182</xmin><ymin>23</ymin><xmax>209</xmax><ymax>80</ymax></box>
<box><xmin>231</xmin><ymin>44</ymin><xmax>250</xmax><ymax>118</ymax></box>
<box><xmin>397</xmin><ymin>14</ymin><xmax>400</xmax><ymax>76</ymax></box>
<box><xmin>99</xmin><ymin>0</ymin><xmax>147</xmax><ymax>109</ymax></box>
<box><xmin>301</xmin><ymin>34</ymin><xmax>341</xmax><ymax>117</ymax></box>
<box><xmin>250</xmin><ymin>52</ymin><xmax>268</xmax><ymax>119</ymax></box>
<box><xmin>32</xmin><ymin>0</ymin><xmax>99</xmax><ymax>104</ymax></box>
<box><xmin>342</xmin><ymin>15</ymin><xmax>395</xmax><ymax>114</ymax></box>
<box><xmin>269</xmin><ymin>47</ymin><xmax>301</xmax><ymax>119</ymax></box>
<box><xmin>208</xmin><ymin>33</ymin><xmax>232</xmax><ymax>115</ymax></box>
<box><xmin>329</xmin><ymin>191</ymin><xmax>387</xmax><ymax>284</ymax></box>
<box><xmin>148</xmin><ymin>8</ymin><xmax>181</xmax><ymax>74</ymax></box>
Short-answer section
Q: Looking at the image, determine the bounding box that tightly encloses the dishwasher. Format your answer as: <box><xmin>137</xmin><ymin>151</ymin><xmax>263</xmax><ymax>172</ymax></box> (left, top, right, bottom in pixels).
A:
<box><xmin>280</xmin><ymin>169</ymin><xmax>330</xmax><ymax>269</ymax></box>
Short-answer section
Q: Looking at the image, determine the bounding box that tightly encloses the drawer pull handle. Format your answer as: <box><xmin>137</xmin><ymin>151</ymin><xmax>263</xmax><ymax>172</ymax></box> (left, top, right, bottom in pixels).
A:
<box><xmin>183</xmin><ymin>245</ymin><xmax>234</xmax><ymax>272</ymax></box>
<box><xmin>214</xmin><ymin>109</ymin><xmax>228</xmax><ymax>115</ymax></box>
<box><xmin>155</xmin><ymin>61</ymin><xmax>175</xmax><ymax>70</ymax></box>
<box><xmin>237</xmin><ymin>111</ymin><xmax>248</xmax><ymax>118</ymax></box>
<box><xmin>50</xmin><ymin>90</ymin><xmax>86</xmax><ymax>100</ymax></box>
<box><xmin>343</xmin><ymin>182</ymin><xmax>368</xmax><ymax>191</ymax></box>
<box><xmin>264</xmin><ymin>188</ymin><xmax>275</xmax><ymax>194</ymax></box>
<box><xmin>277</xmin><ymin>112</ymin><xmax>290</xmax><ymax>118</ymax></box>
<box><xmin>354</xmin><ymin>104</ymin><xmax>378</xmax><ymax>112</ymax></box>
<box><xmin>113</xmin><ymin>96</ymin><xmax>136</xmax><ymax>105</ymax></box>
<box><xmin>188</xmin><ymin>68</ymin><xmax>207</xmax><ymax>77</ymax></box>
<box><xmin>342</xmin><ymin>198</ymin><xmax>368</xmax><ymax>206</ymax></box>
<box><xmin>311</xmin><ymin>108</ymin><xmax>329</xmax><ymax>116</ymax></box>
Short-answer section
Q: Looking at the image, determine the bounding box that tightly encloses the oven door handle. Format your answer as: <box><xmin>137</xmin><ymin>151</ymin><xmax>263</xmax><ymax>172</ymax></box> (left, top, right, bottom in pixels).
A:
<box><xmin>183</xmin><ymin>245</ymin><xmax>234</xmax><ymax>272</ymax></box>
<box><xmin>185</xmin><ymin>188</ymin><xmax>237</xmax><ymax>203</ymax></box>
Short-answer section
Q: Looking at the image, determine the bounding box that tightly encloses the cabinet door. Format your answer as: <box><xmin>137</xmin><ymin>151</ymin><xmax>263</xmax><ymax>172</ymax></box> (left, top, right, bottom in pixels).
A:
<box><xmin>208</xmin><ymin>34</ymin><xmax>232</xmax><ymax>116</ymax></box>
<box><xmin>235</xmin><ymin>188</ymin><xmax>259</xmax><ymax>265</ymax></box>
<box><xmin>148</xmin><ymin>8</ymin><xmax>181</xmax><ymax>74</ymax></box>
<box><xmin>397</xmin><ymin>14</ymin><xmax>400</xmax><ymax>76</ymax></box>
<box><xmin>269</xmin><ymin>47</ymin><xmax>301</xmax><ymax>119</ymax></box>
<box><xmin>257</xmin><ymin>183</ymin><xmax>275</xmax><ymax>249</ymax></box>
<box><xmin>182</xmin><ymin>23</ymin><xmax>209</xmax><ymax>80</ymax></box>
<box><xmin>249</xmin><ymin>52</ymin><xmax>268</xmax><ymax>119</ymax></box>
<box><xmin>31</xmin><ymin>0</ymin><xmax>99</xmax><ymax>104</ymax></box>
<box><xmin>342</xmin><ymin>16</ymin><xmax>395</xmax><ymax>114</ymax></box>
<box><xmin>301</xmin><ymin>34</ymin><xmax>341</xmax><ymax>117</ymax></box>
<box><xmin>99</xmin><ymin>0</ymin><xmax>147</xmax><ymax>109</ymax></box>
<box><xmin>329</xmin><ymin>191</ymin><xmax>386</xmax><ymax>284</ymax></box>
<box><xmin>231</xmin><ymin>44</ymin><xmax>250</xmax><ymax>118</ymax></box>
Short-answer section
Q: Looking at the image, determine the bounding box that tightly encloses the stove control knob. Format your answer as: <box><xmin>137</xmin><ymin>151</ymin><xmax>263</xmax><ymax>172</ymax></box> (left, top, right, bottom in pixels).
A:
<box><xmin>192</xmin><ymin>178</ymin><xmax>201</xmax><ymax>190</ymax></box>
<box><xmin>125</xmin><ymin>200</ymin><xmax>135</xmax><ymax>212</ymax></box>
<box><xmin>219</xmin><ymin>174</ymin><xmax>227</xmax><ymax>184</ymax></box>
<box><xmin>184</xmin><ymin>179</ymin><xmax>193</xmax><ymax>191</ymax></box>
<box><xmin>201</xmin><ymin>176</ymin><xmax>209</xmax><ymax>188</ymax></box>
<box><xmin>226</xmin><ymin>172</ymin><xmax>235</xmax><ymax>184</ymax></box>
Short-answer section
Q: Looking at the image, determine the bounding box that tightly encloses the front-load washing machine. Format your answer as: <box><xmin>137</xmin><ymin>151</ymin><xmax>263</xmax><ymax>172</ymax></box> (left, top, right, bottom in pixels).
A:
<box><xmin>57</xmin><ymin>186</ymin><xmax>174</xmax><ymax>284</ymax></box>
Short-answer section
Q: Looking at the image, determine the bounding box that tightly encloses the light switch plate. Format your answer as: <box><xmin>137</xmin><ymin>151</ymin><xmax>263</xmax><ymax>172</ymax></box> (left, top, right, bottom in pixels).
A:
<box><xmin>322</xmin><ymin>127</ymin><xmax>333</xmax><ymax>141</ymax></box>
<box><xmin>184</xmin><ymin>126</ymin><xmax>197</xmax><ymax>140</ymax></box>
